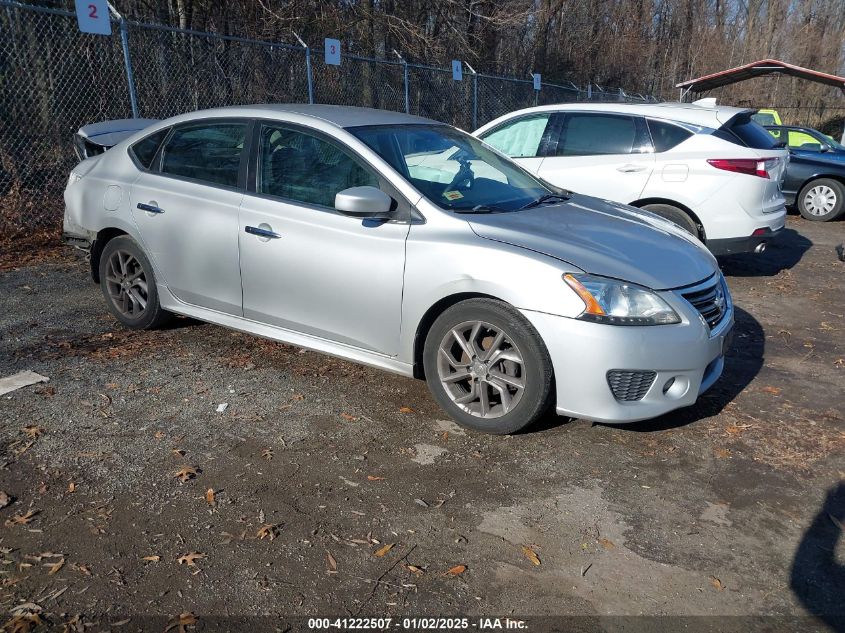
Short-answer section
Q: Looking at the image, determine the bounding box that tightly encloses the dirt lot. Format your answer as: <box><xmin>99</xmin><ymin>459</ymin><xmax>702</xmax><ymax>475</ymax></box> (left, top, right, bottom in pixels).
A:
<box><xmin>1</xmin><ymin>215</ymin><xmax>843</xmax><ymax>632</ymax></box>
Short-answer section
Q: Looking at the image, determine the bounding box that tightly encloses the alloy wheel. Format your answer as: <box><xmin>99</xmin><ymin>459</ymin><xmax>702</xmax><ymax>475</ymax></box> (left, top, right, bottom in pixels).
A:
<box><xmin>104</xmin><ymin>249</ymin><xmax>149</xmax><ymax>318</ymax></box>
<box><xmin>803</xmin><ymin>185</ymin><xmax>837</xmax><ymax>216</ymax></box>
<box><xmin>436</xmin><ymin>320</ymin><xmax>525</xmax><ymax>419</ymax></box>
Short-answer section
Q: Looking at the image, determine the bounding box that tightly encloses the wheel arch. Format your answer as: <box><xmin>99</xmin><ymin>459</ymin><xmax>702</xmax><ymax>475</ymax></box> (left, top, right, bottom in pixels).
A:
<box><xmin>90</xmin><ymin>227</ymin><xmax>129</xmax><ymax>283</ymax></box>
<box><xmin>629</xmin><ymin>197</ymin><xmax>706</xmax><ymax>240</ymax></box>
<box><xmin>412</xmin><ymin>292</ymin><xmax>503</xmax><ymax>379</ymax></box>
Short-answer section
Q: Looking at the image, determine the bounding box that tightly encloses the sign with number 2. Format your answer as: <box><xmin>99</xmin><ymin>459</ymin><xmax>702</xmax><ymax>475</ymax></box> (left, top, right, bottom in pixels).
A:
<box><xmin>75</xmin><ymin>0</ymin><xmax>111</xmax><ymax>35</ymax></box>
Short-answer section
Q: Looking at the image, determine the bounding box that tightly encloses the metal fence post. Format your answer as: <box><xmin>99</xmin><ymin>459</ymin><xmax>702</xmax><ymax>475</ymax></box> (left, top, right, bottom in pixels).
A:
<box><xmin>108</xmin><ymin>3</ymin><xmax>139</xmax><ymax>118</ymax></box>
<box><xmin>393</xmin><ymin>50</ymin><xmax>409</xmax><ymax>114</ymax></box>
<box><xmin>465</xmin><ymin>62</ymin><xmax>478</xmax><ymax>130</ymax></box>
<box><xmin>293</xmin><ymin>32</ymin><xmax>313</xmax><ymax>104</ymax></box>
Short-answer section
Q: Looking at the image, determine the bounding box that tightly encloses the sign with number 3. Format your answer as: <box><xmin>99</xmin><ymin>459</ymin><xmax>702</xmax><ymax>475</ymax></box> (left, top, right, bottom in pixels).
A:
<box><xmin>75</xmin><ymin>0</ymin><xmax>111</xmax><ymax>35</ymax></box>
<box><xmin>325</xmin><ymin>38</ymin><xmax>341</xmax><ymax>66</ymax></box>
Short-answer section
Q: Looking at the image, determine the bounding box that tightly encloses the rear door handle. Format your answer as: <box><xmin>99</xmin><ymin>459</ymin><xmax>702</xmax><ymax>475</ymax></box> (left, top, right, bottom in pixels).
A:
<box><xmin>616</xmin><ymin>164</ymin><xmax>647</xmax><ymax>173</ymax></box>
<box><xmin>245</xmin><ymin>225</ymin><xmax>281</xmax><ymax>239</ymax></box>
<box><xmin>137</xmin><ymin>202</ymin><xmax>164</xmax><ymax>214</ymax></box>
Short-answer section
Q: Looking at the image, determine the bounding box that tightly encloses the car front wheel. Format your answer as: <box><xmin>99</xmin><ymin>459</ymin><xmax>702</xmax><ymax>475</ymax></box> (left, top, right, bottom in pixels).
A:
<box><xmin>99</xmin><ymin>235</ymin><xmax>172</xmax><ymax>330</ymax></box>
<box><xmin>423</xmin><ymin>298</ymin><xmax>554</xmax><ymax>434</ymax></box>
<box><xmin>798</xmin><ymin>178</ymin><xmax>845</xmax><ymax>221</ymax></box>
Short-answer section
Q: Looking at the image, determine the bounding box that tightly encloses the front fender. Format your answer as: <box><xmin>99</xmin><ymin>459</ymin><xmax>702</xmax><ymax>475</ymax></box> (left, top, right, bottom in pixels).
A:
<box><xmin>398</xmin><ymin>226</ymin><xmax>586</xmax><ymax>365</ymax></box>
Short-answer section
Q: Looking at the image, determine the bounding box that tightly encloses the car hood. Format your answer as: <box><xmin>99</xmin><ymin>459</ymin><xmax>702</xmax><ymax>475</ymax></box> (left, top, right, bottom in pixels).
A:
<box><xmin>466</xmin><ymin>194</ymin><xmax>718</xmax><ymax>290</ymax></box>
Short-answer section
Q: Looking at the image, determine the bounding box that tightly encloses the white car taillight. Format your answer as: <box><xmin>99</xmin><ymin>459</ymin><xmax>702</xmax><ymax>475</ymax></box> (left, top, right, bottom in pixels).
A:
<box><xmin>706</xmin><ymin>158</ymin><xmax>778</xmax><ymax>179</ymax></box>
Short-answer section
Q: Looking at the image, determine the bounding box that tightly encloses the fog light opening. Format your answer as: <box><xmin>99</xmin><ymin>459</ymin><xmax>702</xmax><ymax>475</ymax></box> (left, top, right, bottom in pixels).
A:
<box><xmin>663</xmin><ymin>376</ymin><xmax>690</xmax><ymax>400</ymax></box>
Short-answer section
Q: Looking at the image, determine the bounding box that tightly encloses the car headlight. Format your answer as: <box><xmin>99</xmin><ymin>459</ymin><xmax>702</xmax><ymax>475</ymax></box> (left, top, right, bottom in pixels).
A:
<box><xmin>563</xmin><ymin>273</ymin><xmax>681</xmax><ymax>326</ymax></box>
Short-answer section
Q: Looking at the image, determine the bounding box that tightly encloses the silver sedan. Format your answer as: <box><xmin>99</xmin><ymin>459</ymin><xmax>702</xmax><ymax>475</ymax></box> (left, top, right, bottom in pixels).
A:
<box><xmin>63</xmin><ymin>104</ymin><xmax>734</xmax><ymax>434</ymax></box>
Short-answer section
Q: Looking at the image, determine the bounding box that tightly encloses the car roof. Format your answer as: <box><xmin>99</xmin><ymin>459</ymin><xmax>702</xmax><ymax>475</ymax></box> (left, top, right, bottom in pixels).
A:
<box><xmin>157</xmin><ymin>104</ymin><xmax>437</xmax><ymax>129</ymax></box>
<box><xmin>475</xmin><ymin>101</ymin><xmax>753</xmax><ymax>131</ymax></box>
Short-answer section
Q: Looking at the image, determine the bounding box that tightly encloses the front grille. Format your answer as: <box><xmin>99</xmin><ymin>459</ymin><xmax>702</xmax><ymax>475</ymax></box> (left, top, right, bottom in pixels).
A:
<box><xmin>682</xmin><ymin>277</ymin><xmax>727</xmax><ymax>329</ymax></box>
<box><xmin>607</xmin><ymin>370</ymin><xmax>656</xmax><ymax>402</ymax></box>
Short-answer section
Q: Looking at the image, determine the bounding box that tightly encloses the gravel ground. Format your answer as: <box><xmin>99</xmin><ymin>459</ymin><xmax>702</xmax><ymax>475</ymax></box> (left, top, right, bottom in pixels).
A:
<box><xmin>0</xmin><ymin>215</ymin><xmax>843</xmax><ymax>632</ymax></box>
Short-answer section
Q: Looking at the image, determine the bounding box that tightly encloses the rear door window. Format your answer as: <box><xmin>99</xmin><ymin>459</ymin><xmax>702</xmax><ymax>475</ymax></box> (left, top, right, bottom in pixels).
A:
<box><xmin>130</xmin><ymin>128</ymin><xmax>169</xmax><ymax>169</ymax></box>
<box><xmin>647</xmin><ymin>119</ymin><xmax>693</xmax><ymax>152</ymax></box>
<box><xmin>160</xmin><ymin>122</ymin><xmax>247</xmax><ymax>187</ymax></box>
<box><xmin>714</xmin><ymin>114</ymin><xmax>778</xmax><ymax>149</ymax></box>
<box><xmin>480</xmin><ymin>114</ymin><xmax>553</xmax><ymax>158</ymax></box>
<box><xmin>555</xmin><ymin>113</ymin><xmax>639</xmax><ymax>156</ymax></box>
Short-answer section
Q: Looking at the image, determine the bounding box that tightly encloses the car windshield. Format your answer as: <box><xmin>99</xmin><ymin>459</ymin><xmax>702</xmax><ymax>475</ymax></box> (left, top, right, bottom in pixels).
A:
<box><xmin>349</xmin><ymin>124</ymin><xmax>550</xmax><ymax>212</ymax></box>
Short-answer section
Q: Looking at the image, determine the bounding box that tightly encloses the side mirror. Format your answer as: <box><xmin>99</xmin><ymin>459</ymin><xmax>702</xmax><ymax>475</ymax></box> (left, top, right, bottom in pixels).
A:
<box><xmin>334</xmin><ymin>186</ymin><xmax>393</xmax><ymax>219</ymax></box>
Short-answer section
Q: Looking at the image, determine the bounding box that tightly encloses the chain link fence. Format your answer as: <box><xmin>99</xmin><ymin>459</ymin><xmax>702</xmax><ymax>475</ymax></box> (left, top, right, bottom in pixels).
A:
<box><xmin>0</xmin><ymin>0</ymin><xmax>657</xmax><ymax>241</ymax></box>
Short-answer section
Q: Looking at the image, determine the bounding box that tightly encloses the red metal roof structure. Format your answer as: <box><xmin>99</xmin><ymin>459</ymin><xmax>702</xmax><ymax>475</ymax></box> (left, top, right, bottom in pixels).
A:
<box><xmin>676</xmin><ymin>58</ymin><xmax>845</xmax><ymax>95</ymax></box>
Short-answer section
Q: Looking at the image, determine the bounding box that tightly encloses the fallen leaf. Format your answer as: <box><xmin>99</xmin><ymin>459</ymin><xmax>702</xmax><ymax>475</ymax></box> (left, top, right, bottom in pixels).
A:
<box><xmin>172</xmin><ymin>448</ymin><xmax>186</xmax><ymax>457</ymax></box>
<box><xmin>521</xmin><ymin>545</ymin><xmax>541</xmax><ymax>566</ymax></box>
<box><xmin>5</xmin><ymin>510</ymin><xmax>37</xmax><ymax>527</ymax></box>
<box><xmin>367</xmin><ymin>475</ymin><xmax>385</xmax><ymax>481</ymax></box>
<box><xmin>154</xmin><ymin>431</ymin><xmax>165</xmax><ymax>440</ymax></box>
<box><xmin>374</xmin><ymin>543</ymin><xmax>395</xmax><ymax>558</ymax></box>
<box><xmin>326</xmin><ymin>551</ymin><xmax>337</xmax><ymax>572</ymax></box>
<box><xmin>47</xmin><ymin>558</ymin><xmax>64</xmax><ymax>575</ymax></box>
<box><xmin>0</xmin><ymin>491</ymin><xmax>13</xmax><ymax>509</ymax></box>
<box><xmin>761</xmin><ymin>386</ymin><xmax>781</xmax><ymax>395</ymax></box>
<box><xmin>714</xmin><ymin>447</ymin><xmax>732</xmax><ymax>459</ymax></box>
<box><xmin>67</xmin><ymin>482</ymin><xmax>76</xmax><ymax>494</ymax></box>
<box><xmin>261</xmin><ymin>448</ymin><xmax>273</xmax><ymax>461</ymax></box>
<box><xmin>340</xmin><ymin>413</ymin><xmax>359</xmax><ymax>422</ymax></box>
<box><xmin>597</xmin><ymin>537</ymin><xmax>616</xmax><ymax>550</ymax></box>
<box><xmin>445</xmin><ymin>564</ymin><xmax>466</xmax><ymax>576</ymax></box>
<box><xmin>257</xmin><ymin>524</ymin><xmax>279</xmax><ymax>541</ymax></box>
<box><xmin>165</xmin><ymin>612</ymin><xmax>198</xmax><ymax>633</ymax></box>
<box><xmin>141</xmin><ymin>555</ymin><xmax>160</xmax><ymax>562</ymax></box>
<box><xmin>710</xmin><ymin>576</ymin><xmax>725</xmax><ymax>591</ymax></box>
<box><xmin>21</xmin><ymin>426</ymin><xmax>44</xmax><ymax>439</ymax></box>
<box><xmin>204</xmin><ymin>488</ymin><xmax>215</xmax><ymax>506</ymax></box>
<box><xmin>174</xmin><ymin>466</ymin><xmax>198</xmax><ymax>483</ymax></box>
<box><xmin>176</xmin><ymin>552</ymin><xmax>206</xmax><ymax>567</ymax></box>
<box><xmin>406</xmin><ymin>564</ymin><xmax>425</xmax><ymax>575</ymax></box>
<box><xmin>399</xmin><ymin>406</ymin><xmax>414</xmax><ymax>414</ymax></box>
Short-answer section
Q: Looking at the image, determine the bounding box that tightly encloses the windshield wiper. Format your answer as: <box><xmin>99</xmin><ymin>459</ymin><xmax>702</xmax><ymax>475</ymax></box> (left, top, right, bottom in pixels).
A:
<box><xmin>452</xmin><ymin>204</ymin><xmax>509</xmax><ymax>214</ymax></box>
<box><xmin>519</xmin><ymin>192</ymin><xmax>572</xmax><ymax>210</ymax></box>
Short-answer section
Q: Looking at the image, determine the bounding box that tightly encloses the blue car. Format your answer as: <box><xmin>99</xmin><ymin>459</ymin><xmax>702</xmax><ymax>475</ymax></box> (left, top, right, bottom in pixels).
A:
<box><xmin>765</xmin><ymin>125</ymin><xmax>845</xmax><ymax>221</ymax></box>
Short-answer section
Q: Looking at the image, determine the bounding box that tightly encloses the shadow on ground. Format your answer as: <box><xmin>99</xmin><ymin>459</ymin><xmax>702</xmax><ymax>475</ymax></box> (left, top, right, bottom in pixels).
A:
<box><xmin>719</xmin><ymin>228</ymin><xmax>812</xmax><ymax>277</ymax></box>
<box><xmin>790</xmin><ymin>482</ymin><xmax>845</xmax><ymax>633</ymax></box>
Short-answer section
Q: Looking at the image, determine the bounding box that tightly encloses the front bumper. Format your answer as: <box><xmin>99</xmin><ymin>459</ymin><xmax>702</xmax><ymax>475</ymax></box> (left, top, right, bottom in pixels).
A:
<box><xmin>521</xmin><ymin>293</ymin><xmax>734</xmax><ymax>424</ymax></box>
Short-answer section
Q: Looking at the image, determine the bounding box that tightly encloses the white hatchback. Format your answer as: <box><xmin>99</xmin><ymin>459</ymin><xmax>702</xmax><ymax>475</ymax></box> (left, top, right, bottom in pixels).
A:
<box><xmin>473</xmin><ymin>102</ymin><xmax>789</xmax><ymax>255</ymax></box>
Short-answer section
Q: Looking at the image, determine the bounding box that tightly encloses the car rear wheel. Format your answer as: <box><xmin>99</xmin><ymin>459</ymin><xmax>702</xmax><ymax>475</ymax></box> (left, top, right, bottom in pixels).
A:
<box><xmin>422</xmin><ymin>298</ymin><xmax>553</xmax><ymax>434</ymax></box>
<box><xmin>798</xmin><ymin>178</ymin><xmax>845</xmax><ymax>221</ymax></box>
<box><xmin>99</xmin><ymin>236</ymin><xmax>172</xmax><ymax>330</ymax></box>
<box><xmin>641</xmin><ymin>203</ymin><xmax>699</xmax><ymax>238</ymax></box>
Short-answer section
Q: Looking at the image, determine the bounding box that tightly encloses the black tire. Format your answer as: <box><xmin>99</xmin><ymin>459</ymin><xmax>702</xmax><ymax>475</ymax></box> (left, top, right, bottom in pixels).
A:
<box><xmin>422</xmin><ymin>298</ymin><xmax>553</xmax><ymax>434</ymax></box>
<box><xmin>641</xmin><ymin>203</ymin><xmax>699</xmax><ymax>237</ymax></box>
<box><xmin>99</xmin><ymin>235</ymin><xmax>172</xmax><ymax>330</ymax></box>
<box><xmin>797</xmin><ymin>178</ymin><xmax>845</xmax><ymax>222</ymax></box>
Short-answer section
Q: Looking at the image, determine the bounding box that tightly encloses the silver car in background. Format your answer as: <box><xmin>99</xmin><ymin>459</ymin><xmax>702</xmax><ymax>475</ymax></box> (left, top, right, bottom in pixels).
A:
<box><xmin>63</xmin><ymin>105</ymin><xmax>734</xmax><ymax>434</ymax></box>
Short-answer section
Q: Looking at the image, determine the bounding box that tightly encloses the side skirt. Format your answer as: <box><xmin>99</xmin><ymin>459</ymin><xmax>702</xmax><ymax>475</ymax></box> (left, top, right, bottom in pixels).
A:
<box><xmin>156</xmin><ymin>284</ymin><xmax>415</xmax><ymax>378</ymax></box>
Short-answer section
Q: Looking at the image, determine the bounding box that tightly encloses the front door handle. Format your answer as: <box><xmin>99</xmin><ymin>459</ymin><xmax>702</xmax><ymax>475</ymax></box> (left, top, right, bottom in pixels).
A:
<box><xmin>137</xmin><ymin>202</ymin><xmax>164</xmax><ymax>214</ymax></box>
<box><xmin>245</xmin><ymin>225</ymin><xmax>281</xmax><ymax>239</ymax></box>
<box><xmin>616</xmin><ymin>164</ymin><xmax>647</xmax><ymax>173</ymax></box>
